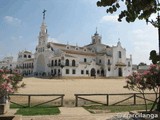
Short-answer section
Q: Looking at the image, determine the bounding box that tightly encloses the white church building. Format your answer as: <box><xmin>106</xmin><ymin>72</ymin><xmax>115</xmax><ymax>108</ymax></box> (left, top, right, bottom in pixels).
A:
<box><xmin>2</xmin><ymin>12</ymin><xmax>132</xmax><ymax>77</ymax></box>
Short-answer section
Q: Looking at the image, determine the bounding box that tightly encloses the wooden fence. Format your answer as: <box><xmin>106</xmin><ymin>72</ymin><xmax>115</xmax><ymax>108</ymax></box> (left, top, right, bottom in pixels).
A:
<box><xmin>9</xmin><ymin>94</ymin><xmax>65</xmax><ymax>108</ymax></box>
<box><xmin>8</xmin><ymin>93</ymin><xmax>156</xmax><ymax>107</ymax></box>
<box><xmin>75</xmin><ymin>93</ymin><xmax>156</xmax><ymax>107</ymax></box>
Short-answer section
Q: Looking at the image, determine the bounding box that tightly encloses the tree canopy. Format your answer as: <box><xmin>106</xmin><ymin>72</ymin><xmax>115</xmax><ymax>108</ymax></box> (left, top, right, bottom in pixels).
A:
<box><xmin>97</xmin><ymin>0</ymin><xmax>160</xmax><ymax>23</ymax></box>
<box><xmin>150</xmin><ymin>50</ymin><xmax>160</xmax><ymax>64</ymax></box>
<box><xmin>138</xmin><ymin>62</ymin><xmax>147</xmax><ymax>66</ymax></box>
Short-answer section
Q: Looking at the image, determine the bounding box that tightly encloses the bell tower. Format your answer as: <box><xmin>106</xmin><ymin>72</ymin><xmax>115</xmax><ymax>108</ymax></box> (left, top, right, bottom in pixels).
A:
<box><xmin>91</xmin><ymin>28</ymin><xmax>101</xmax><ymax>44</ymax></box>
<box><xmin>38</xmin><ymin>9</ymin><xmax>48</xmax><ymax>45</ymax></box>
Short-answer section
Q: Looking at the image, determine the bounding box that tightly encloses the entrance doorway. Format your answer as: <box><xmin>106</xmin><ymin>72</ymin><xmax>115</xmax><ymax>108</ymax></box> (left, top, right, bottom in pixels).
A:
<box><xmin>118</xmin><ymin>68</ymin><xmax>122</xmax><ymax>77</ymax></box>
<box><xmin>91</xmin><ymin>68</ymin><xmax>96</xmax><ymax>77</ymax></box>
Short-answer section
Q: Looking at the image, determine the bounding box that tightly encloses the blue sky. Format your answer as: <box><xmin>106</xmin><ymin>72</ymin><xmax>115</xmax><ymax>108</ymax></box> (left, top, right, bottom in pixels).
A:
<box><xmin>0</xmin><ymin>0</ymin><xmax>158</xmax><ymax>64</ymax></box>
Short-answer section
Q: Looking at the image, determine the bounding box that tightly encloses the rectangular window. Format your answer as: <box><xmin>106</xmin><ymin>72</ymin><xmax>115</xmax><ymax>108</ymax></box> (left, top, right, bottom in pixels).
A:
<box><xmin>66</xmin><ymin>69</ymin><xmax>69</xmax><ymax>74</ymax></box>
<box><xmin>84</xmin><ymin>58</ymin><xmax>87</xmax><ymax>62</ymax></box>
<box><xmin>81</xmin><ymin>70</ymin><xmax>84</xmax><ymax>74</ymax></box>
<box><xmin>54</xmin><ymin>69</ymin><xmax>56</xmax><ymax>74</ymax></box>
<box><xmin>72</xmin><ymin>69</ymin><xmax>76</xmax><ymax>74</ymax></box>
<box><xmin>51</xmin><ymin>70</ymin><xmax>53</xmax><ymax>74</ymax></box>
<box><xmin>86</xmin><ymin>70</ymin><xmax>89</xmax><ymax>74</ymax></box>
<box><xmin>58</xmin><ymin>69</ymin><xmax>60</xmax><ymax>74</ymax></box>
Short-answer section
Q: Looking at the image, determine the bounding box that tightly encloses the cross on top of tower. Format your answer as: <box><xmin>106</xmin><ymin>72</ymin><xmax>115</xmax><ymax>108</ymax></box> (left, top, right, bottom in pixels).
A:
<box><xmin>94</xmin><ymin>27</ymin><xmax>99</xmax><ymax>36</ymax></box>
<box><xmin>43</xmin><ymin>9</ymin><xmax>47</xmax><ymax>20</ymax></box>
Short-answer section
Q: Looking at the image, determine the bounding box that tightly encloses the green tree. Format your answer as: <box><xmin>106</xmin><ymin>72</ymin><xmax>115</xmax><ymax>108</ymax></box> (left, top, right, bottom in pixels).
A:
<box><xmin>150</xmin><ymin>50</ymin><xmax>159</xmax><ymax>64</ymax></box>
<box><xmin>97</xmin><ymin>0</ymin><xmax>160</xmax><ymax>23</ymax></box>
<box><xmin>138</xmin><ymin>62</ymin><xmax>147</xmax><ymax>66</ymax></box>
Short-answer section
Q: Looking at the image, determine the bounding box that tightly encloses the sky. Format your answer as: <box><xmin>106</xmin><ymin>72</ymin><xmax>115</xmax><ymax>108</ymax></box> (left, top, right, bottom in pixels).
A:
<box><xmin>0</xmin><ymin>0</ymin><xmax>158</xmax><ymax>65</ymax></box>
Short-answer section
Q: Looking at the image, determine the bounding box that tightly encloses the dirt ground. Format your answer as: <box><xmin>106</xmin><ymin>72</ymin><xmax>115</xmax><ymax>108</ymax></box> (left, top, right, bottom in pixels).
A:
<box><xmin>11</xmin><ymin>77</ymin><xmax>154</xmax><ymax>106</ymax></box>
<box><xmin>18</xmin><ymin>77</ymin><xmax>131</xmax><ymax>99</ymax></box>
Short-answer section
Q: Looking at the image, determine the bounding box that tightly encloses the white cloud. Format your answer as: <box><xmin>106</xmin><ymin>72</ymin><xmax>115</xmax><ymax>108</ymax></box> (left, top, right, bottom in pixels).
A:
<box><xmin>100</xmin><ymin>15</ymin><xmax>119</xmax><ymax>23</ymax></box>
<box><xmin>48</xmin><ymin>37</ymin><xmax>59</xmax><ymax>43</ymax></box>
<box><xmin>4</xmin><ymin>16</ymin><xmax>21</xmax><ymax>26</ymax></box>
<box><xmin>131</xmin><ymin>25</ymin><xmax>158</xmax><ymax>64</ymax></box>
<box><xmin>149</xmin><ymin>13</ymin><xmax>157</xmax><ymax>21</ymax></box>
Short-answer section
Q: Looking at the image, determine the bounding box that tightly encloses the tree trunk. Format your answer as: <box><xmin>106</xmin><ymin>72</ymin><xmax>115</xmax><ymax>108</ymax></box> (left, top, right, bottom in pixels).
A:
<box><xmin>150</xmin><ymin>89</ymin><xmax>158</xmax><ymax>112</ymax></box>
<box><xmin>142</xmin><ymin>92</ymin><xmax>148</xmax><ymax>112</ymax></box>
<box><xmin>0</xmin><ymin>95</ymin><xmax>9</xmax><ymax>115</ymax></box>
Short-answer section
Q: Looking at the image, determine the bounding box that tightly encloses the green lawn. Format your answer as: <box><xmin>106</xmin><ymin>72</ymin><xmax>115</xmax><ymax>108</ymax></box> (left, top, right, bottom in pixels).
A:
<box><xmin>84</xmin><ymin>104</ymin><xmax>153</xmax><ymax>113</ymax></box>
<box><xmin>11</xmin><ymin>104</ymin><xmax>60</xmax><ymax>116</ymax></box>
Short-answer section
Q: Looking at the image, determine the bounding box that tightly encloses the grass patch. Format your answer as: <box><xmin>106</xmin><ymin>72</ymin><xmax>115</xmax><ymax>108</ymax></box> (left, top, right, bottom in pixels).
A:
<box><xmin>10</xmin><ymin>104</ymin><xmax>25</xmax><ymax>108</ymax></box>
<box><xmin>15</xmin><ymin>107</ymin><xmax>60</xmax><ymax>116</ymax></box>
<box><xmin>84</xmin><ymin>104</ymin><xmax>153</xmax><ymax>113</ymax></box>
<box><xmin>10</xmin><ymin>104</ymin><xmax>60</xmax><ymax>116</ymax></box>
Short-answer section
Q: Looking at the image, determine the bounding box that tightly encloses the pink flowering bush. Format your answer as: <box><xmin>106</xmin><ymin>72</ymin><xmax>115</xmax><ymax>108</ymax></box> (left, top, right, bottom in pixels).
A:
<box><xmin>0</xmin><ymin>68</ymin><xmax>25</xmax><ymax>100</ymax></box>
<box><xmin>125</xmin><ymin>64</ymin><xmax>160</xmax><ymax>112</ymax></box>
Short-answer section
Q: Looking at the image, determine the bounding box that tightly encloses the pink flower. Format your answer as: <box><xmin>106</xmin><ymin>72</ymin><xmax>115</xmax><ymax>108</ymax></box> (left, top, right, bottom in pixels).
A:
<box><xmin>0</xmin><ymin>69</ymin><xmax>4</xmax><ymax>73</ymax></box>
<box><xmin>2</xmin><ymin>74</ymin><xmax>7</xmax><ymax>78</ymax></box>
<box><xmin>0</xmin><ymin>68</ymin><xmax>24</xmax><ymax>97</ymax></box>
<box><xmin>143</xmin><ymin>70</ymin><xmax>150</xmax><ymax>76</ymax></box>
<box><xmin>1</xmin><ymin>83</ymin><xmax>13</xmax><ymax>93</ymax></box>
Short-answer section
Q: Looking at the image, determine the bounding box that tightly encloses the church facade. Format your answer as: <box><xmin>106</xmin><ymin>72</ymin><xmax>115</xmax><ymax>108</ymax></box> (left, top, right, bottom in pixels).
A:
<box><xmin>5</xmin><ymin>13</ymin><xmax>132</xmax><ymax>77</ymax></box>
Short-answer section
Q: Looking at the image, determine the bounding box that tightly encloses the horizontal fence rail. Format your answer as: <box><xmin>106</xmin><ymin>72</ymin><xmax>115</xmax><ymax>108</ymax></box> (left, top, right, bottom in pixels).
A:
<box><xmin>75</xmin><ymin>93</ymin><xmax>156</xmax><ymax>107</ymax></box>
<box><xmin>9</xmin><ymin>94</ymin><xmax>65</xmax><ymax>108</ymax></box>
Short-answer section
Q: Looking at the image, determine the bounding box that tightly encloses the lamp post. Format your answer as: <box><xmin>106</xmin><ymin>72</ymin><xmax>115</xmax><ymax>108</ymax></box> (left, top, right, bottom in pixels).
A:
<box><xmin>147</xmin><ymin>13</ymin><xmax>160</xmax><ymax>111</ymax></box>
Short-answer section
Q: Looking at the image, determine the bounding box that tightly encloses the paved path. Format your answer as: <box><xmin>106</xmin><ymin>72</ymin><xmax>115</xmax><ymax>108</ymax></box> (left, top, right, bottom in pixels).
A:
<box><xmin>22</xmin><ymin>107</ymin><xmax>125</xmax><ymax>120</ymax></box>
<box><xmin>5</xmin><ymin>107</ymin><xmax>128</xmax><ymax>120</ymax></box>
<box><xmin>59</xmin><ymin>107</ymin><xmax>91</xmax><ymax>115</ymax></box>
<box><xmin>22</xmin><ymin>114</ymin><xmax>116</xmax><ymax>120</ymax></box>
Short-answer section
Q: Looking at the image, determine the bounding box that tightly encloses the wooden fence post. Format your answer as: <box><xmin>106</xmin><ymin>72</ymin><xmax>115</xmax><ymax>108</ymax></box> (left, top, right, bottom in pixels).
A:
<box><xmin>133</xmin><ymin>93</ymin><xmax>136</xmax><ymax>105</ymax></box>
<box><xmin>106</xmin><ymin>94</ymin><xmax>109</xmax><ymax>106</ymax></box>
<box><xmin>61</xmin><ymin>95</ymin><xmax>64</xmax><ymax>107</ymax></box>
<box><xmin>75</xmin><ymin>95</ymin><xmax>78</xmax><ymax>107</ymax></box>
<box><xmin>28</xmin><ymin>95</ymin><xmax>31</xmax><ymax>107</ymax></box>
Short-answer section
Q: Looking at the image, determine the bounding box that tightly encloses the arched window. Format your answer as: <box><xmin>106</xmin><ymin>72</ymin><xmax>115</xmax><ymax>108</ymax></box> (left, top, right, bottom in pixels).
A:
<box><xmin>118</xmin><ymin>51</ymin><xmax>122</xmax><ymax>58</ymax></box>
<box><xmin>55</xmin><ymin>60</ymin><xmax>57</xmax><ymax>66</ymax></box>
<box><xmin>108</xmin><ymin>67</ymin><xmax>111</xmax><ymax>71</ymax></box>
<box><xmin>75</xmin><ymin>47</ymin><xmax>79</xmax><ymax>50</ymax></box>
<box><xmin>51</xmin><ymin>60</ymin><xmax>54</xmax><ymax>66</ymax></box>
<box><xmin>32</xmin><ymin>63</ymin><xmax>33</xmax><ymax>68</ymax></box>
<box><xmin>28</xmin><ymin>55</ymin><xmax>31</xmax><ymax>58</ymax></box>
<box><xmin>97</xmin><ymin>70</ymin><xmax>100</xmax><ymax>74</ymax></box>
<box><xmin>66</xmin><ymin>46</ymin><xmax>69</xmax><ymax>49</ymax></box>
<box><xmin>65</xmin><ymin>59</ymin><xmax>69</xmax><ymax>66</ymax></box>
<box><xmin>72</xmin><ymin>60</ymin><xmax>76</xmax><ymax>66</ymax></box>
<box><xmin>24</xmin><ymin>54</ymin><xmax>27</xmax><ymax>58</ymax></box>
<box><xmin>108</xmin><ymin>59</ymin><xmax>111</xmax><ymax>65</ymax></box>
<box><xmin>101</xmin><ymin>69</ymin><xmax>104</xmax><ymax>76</ymax></box>
<box><xmin>58</xmin><ymin>59</ymin><xmax>61</xmax><ymax>66</ymax></box>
